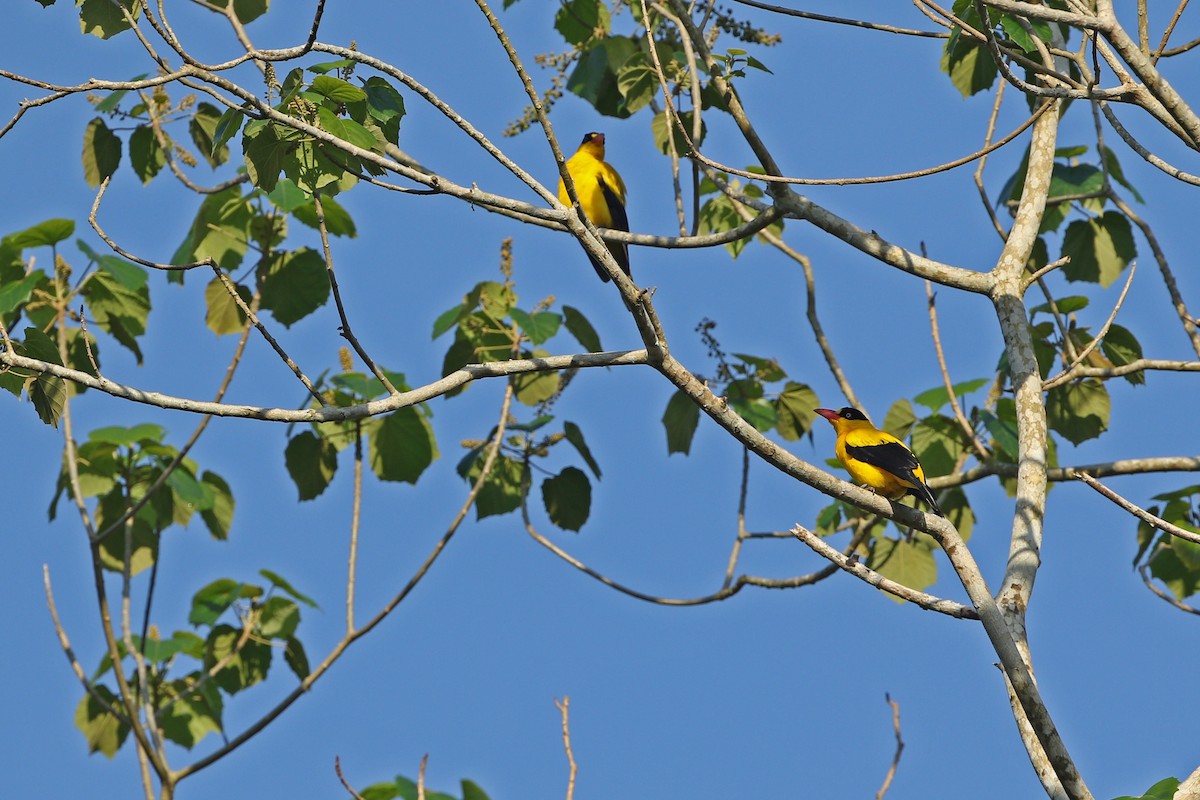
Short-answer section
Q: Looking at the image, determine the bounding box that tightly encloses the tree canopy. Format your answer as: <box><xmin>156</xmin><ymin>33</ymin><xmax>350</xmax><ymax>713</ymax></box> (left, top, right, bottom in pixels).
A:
<box><xmin>3</xmin><ymin>2</ymin><xmax>1200</xmax><ymax>800</ymax></box>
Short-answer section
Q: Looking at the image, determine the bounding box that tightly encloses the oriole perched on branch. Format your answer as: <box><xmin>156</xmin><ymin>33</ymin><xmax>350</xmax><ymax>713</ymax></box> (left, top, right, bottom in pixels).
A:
<box><xmin>815</xmin><ymin>407</ymin><xmax>943</xmax><ymax>517</ymax></box>
<box><xmin>557</xmin><ymin>132</ymin><xmax>630</xmax><ymax>282</ymax></box>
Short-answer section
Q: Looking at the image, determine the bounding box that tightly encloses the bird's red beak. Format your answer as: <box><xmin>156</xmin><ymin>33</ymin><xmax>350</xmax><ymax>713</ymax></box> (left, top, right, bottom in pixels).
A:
<box><xmin>594</xmin><ymin>133</ymin><xmax>606</xmax><ymax>146</ymax></box>
<box><xmin>815</xmin><ymin>408</ymin><xmax>839</xmax><ymax>422</ymax></box>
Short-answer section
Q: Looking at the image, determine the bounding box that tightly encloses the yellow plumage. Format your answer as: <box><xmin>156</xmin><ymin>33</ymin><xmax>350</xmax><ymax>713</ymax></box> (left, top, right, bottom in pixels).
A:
<box><xmin>557</xmin><ymin>132</ymin><xmax>630</xmax><ymax>282</ymax></box>
<box><xmin>815</xmin><ymin>407</ymin><xmax>943</xmax><ymax>516</ymax></box>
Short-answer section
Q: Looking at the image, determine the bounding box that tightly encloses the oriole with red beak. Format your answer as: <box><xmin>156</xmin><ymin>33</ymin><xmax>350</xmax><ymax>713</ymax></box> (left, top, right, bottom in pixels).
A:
<box><xmin>557</xmin><ymin>132</ymin><xmax>630</xmax><ymax>282</ymax></box>
<box><xmin>815</xmin><ymin>407</ymin><xmax>943</xmax><ymax>516</ymax></box>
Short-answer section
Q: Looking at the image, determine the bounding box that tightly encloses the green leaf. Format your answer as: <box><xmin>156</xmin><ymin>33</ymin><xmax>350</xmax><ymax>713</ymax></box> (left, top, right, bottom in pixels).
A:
<box><xmin>1048</xmin><ymin>163</ymin><xmax>1103</xmax><ymax>201</ymax></box>
<box><xmin>910</xmin><ymin>415</ymin><xmax>964</xmax><ymax>477</ymax></box>
<box><xmin>1099</xmin><ymin>323</ymin><xmax>1144</xmax><ymax>385</ymax></box>
<box><xmin>316</xmin><ymin>106</ymin><xmax>381</xmax><ymax>151</ymax></box>
<box><xmin>1061</xmin><ymin>211</ymin><xmax>1136</xmax><ymax>287</ymax></box>
<box><xmin>205</xmin><ymin>0</ymin><xmax>269</xmax><ymax>23</ymax></box>
<box><xmin>868</xmin><ymin>536</ymin><xmax>938</xmax><ymax>599</ymax></box>
<box><xmin>0</xmin><ymin>270</ymin><xmax>45</xmax><ymax>316</ymax></box>
<box><xmin>614</xmin><ymin>53</ymin><xmax>656</xmax><ymax>115</ymax></box>
<box><xmin>432</xmin><ymin>301</ymin><xmax>470</xmax><ymax>340</ymax></box>
<box><xmin>21</xmin><ymin>326</ymin><xmax>66</xmax><ymax>427</ymax></box>
<box><xmin>939</xmin><ymin>487</ymin><xmax>975</xmax><ymax>541</ymax></box>
<box><xmin>461</xmin><ymin>780</ymin><xmax>492</xmax><ymax>800</ymax></box>
<box><xmin>913</xmin><ymin>378</ymin><xmax>989</xmax><ymax>412</ymax></box>
<box><xmin>139</xmin><ymin>631</ymin><xmax>204</xmax><ymax>663</ymax></box>
<box><xmin>1111</xmin><ymin>777</ymin><xmax>1181</xmax><ymax>800</ymax></box>
<box><xmin>211</xmin><ymin>106</ymin><xmax>246</xmax><ymax>158</ymax></box>
<box><xmin>1149</xmin><ymin>544</ymin><xmax>1200</xmax><ymax>602</ymax></box>
<box><xmin>1101</xmin><ymin>144</ymin><xmax>1143</xmax><ymax>203</ymax></box>
<box><xmin>175</xmin><ymin>186</ymin><xmax>254</xmax><ymax>270</ymax></box>
<box><xmin>734</xmin><ymin>353</ymin><xmax>786</xmax><ymax>382</ymax></box>
<box><xmin>260</xmin><ymin>568</ymin><xmax>318</xmax><ymax>608</ymax></box>
<box><xmin>1030</xmin><ymin>295</ymin><xmax>1089</xmax><ymax>316</ymax></box>
<box><xmin>509</xmin><ymin>308</ymin><xmax>562</xmax><ymax>345</ymax></box>
<box><xmin>369</xmin><ymin>407</ymin><xmax>439</xmax><ymax>484</ymax></box>
<box><xmin>696</xmin><ymin>192</ymin><xmax>752</xmax><ymax>257</ymax></box>
<box><xmin>206</xmin><ymin>625</ymin><xmax>272</xmax><ymax>693</ymax></box>
<box><xmin>311</xmin><ymin>75</ymin><xmax>368</xmax><ymax>104</ymax></box>
<box><xmin>75</xmin><ymin>685</ymin><xmax>129</xmax><ymax>757</ymax></box>
<box><xmin>307</xmin><ymin>59</ymin><xmax>356</xmax><ymax>75</ymax></box>
<box><xmin>242</xmin><ymin>120</ymin><xmax>299</xmax><ymax>194</ymax></box>
<box><xmin>92</xmin><ymin>492</ymin><xmax>162</xmax><ymax>576</ymax></box>
<box><xmin>882</xmin><ymin>399</ymin><xmax>917</xmax><ymax>440</ymax></box>
<box><xmin>284</xmin><ymin>636</ymin><xmax>310</xmax><ymax>680</ymax></box>
<box><xmin>940</xmin><ymin>35</ymin><xmax>997</xmax><ymax>98</ymax></box>
<box><xmin>157</xmin><ymin>676</ymin><xmax>223</xmax><ymax>749</ymax></box>
<box><xmin>814</xmin><ymin>502</ymin><xmax>843</xmax><ymax>536</ymax></box>
<box><xmin>257</xmin><ymin>596</ymin><xmax>300</xmax><ymax>639</ymax></box>
<box><xmin>979</xmin><ymin>408</ymin><xmax>1019</xmax><ymax>461</ymax></box>
<box><xmin>362</xmin><ymin>77</ymin><xmax>406</xmax><ymax>145</ymax></box>
<box><xmin>731</xmin><ymin>396</ymin><xmax>776</xmax><ymax>432</ymax></box>
<box><xmin>663</xmin><ymin>390</ymin><xmax>700</xmax><ymax>455</ymax></box>
<box><xmin>567</xmin><ymin>37</ymin><xmax>638</xmax><ymax>118</ymax></box>
<box><xmin>81</xmin><ymin>267</ymin><xmax>150</xmax><ymax>362</ymax></box>
<box><xmin>167</xmin><ymin>468</ymin><xmax>215</xmax><ymax>527</ymax></box>
<box><xmin>88</xmin><ymin>423</ymin><xmax>165</xmax><ymax>447</ymax></box>
<box><xmin>478</xmin><ymin>281</ymin><xmax>516</xmax><ymax>318</ymax></box>
<box><xmin>129</xmin><ymin>124</ymin><xmax>166</xmax><ymax>184</ymax></box>
<box><xmin>189</xmin><ymin>578</ymin><xmax>263</xmax><ymax>628</ymax></box>
<box><xmin>652</xmin><ymin>109</ymin><xmax>705</xmax><ymax>157</ymax></box>
<box><xmin>563</xmin><ymin>421</ymin><xmax>602</xmax><ymax>479</ymax></box>
<box><xmin>203</xmin><ymin>276</ymin><xmax>250</xmax><ymax>336</ymax></box>
<box><xmin>78</xmin><ymin>0</ymin><xmax>139</xmax><ymax>39</ymax></box>
<box><xmin>1046</xmin><ymin>379</ymin><xmax>1110</xmax><ymax>445</ymax></box>
<box><xmin>199</xmin><ymin>471</ymin><xmax>235</xmax><ymax>540</ymax></box>
<box><xmin>463</xmin><ymin>453</ymin><xmax>527</xmax><ymax>520</ymax></box>
<box><xmin>512</xmin><ymin>350</ymin><xmax>560</xmax><ymax>406</ymax></box>
<box><xmin>774</xmin><ymin>382</ymin><xmax>819</xmax><ymax>441</ymax></box>
<box><xmin>285</xmin><ymin>430</ymin><xmax>339</xmax><ymax>500</ymax></box>
<box><xmin>188</xmin><ymin>103</ymin><xmax>228</xmax><ymax>168</ymax></box>
<box><xmin>8</xmin><ymin>218</ymin><xmax>75</xmax><ymax>248</ymax></box>
<box><xmin>258</xmin><ymin>247</ymin><xmax>330</xmax><ymax>327</ymax></box>
<box><xmin>292</xmin><ymin>194</ymin><xmax>357</xmax><ymax>237</ymax></box>
<box><xmin>542</xmin><ymin>466</ymin><xmax>591</xmax><ymax>531</ymax></box>
<box><xmin>562</xmin><ymin>305</ymin><xmax>602</xmax><ymax>352</ymax></box>
<box><xmin>555</xmin><ymin>0</ymin><xmax>609</xmax><ymax>45</ymax></box>
<box><xmin>82</xmin><ymin>117</ymin><xmax>122</xmax><ymax>187</ymax></box>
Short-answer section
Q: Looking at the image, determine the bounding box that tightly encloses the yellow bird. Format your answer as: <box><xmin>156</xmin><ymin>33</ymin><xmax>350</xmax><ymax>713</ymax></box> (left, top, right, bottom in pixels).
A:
<box><xmin>557</xmin><ymin>132</ymin><xmax>630</xmax><ymax>282</ymax></box>
<box><xmin>815</xmin><ymin>407</ymin><xmax>943</xmax><ymax>516</ymax></box>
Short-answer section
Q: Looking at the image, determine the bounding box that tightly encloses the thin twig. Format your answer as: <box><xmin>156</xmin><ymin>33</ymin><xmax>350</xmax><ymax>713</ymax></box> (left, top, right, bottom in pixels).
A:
<box><xmin>0</xmin><ymin>348</ymin><xmax>650</xmax><ymax>423</ymax></box>
<box><xmin>723</xmin><ymin>448</ymin><xmax>752</xmax><ymax>589</ymax></box>
<box><xmin>876</xmin><ymin>694</ymin><xmax>905</xmax><ymax>800</ymax></box>
<box><xmin>346</xmin><ymin>422</ymin><xmax>363</xmax><ymax>634</ymax></box>
<box><xmin>732</xmin><ymin>0</ymin><xmax>945</xmax><ymax>36</ymax></box>
<box><xmin>789</xmin><ymin>525</ymin><xmax>979</xmax><ymax>618</ymax></box>
<box><xmin>926</xmin><ymin>280</ymin><xmax>989</xmax><ymax>459</ymax></box>
<box><xmin>1042</xmin><ymin>259</ymin><xmax>1138</xmax><ymax>390</ymax></box>
<box><xmin>554</xmin><ymin>697</ymin><xmax>578</xmax><ymax>800</ymax></box>
<box><xmin>1138</xmin><ymin>565</ymin><xmax>1200</xmax><ymax>615</ymax></box>
<box><xmin>334</xmin><ymin>756</ymin><xmax>368</xmax><ymax>800</ymax></box>
<box><xmin>173</xmin><ymin>385</ymin><xmax>516</xmax><ymax>781</ymax></box>
<box><xmin>1076</xmin><ymin>473</ymin><xmax>1200</xmax><ymax>546</ymax></box>
<box><xmin>313</xmin><ymin>193</ymin><xmax>397</xmax><ymax>394</ymax></box>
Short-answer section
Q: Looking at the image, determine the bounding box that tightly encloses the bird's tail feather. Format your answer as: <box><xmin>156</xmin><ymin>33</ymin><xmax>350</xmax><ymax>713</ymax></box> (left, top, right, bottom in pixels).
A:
<box><xmin>910</xmin><ymin>483</ymin><xmax>944</xmax><ymax>517</ymax></box>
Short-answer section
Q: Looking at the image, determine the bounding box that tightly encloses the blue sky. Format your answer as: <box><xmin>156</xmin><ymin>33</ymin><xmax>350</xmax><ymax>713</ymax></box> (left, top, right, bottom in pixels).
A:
<box><xmin>3</xmin><ymin>2</ymin><xmax>1199</xmax><ymax>799</ymax></box>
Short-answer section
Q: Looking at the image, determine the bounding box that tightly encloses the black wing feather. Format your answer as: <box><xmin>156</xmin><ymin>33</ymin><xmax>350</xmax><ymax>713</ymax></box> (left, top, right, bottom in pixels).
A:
<box><xmin>845</xmin><ymin>441</ymin><xmax>942</xmax><ymax>516</ymax></box>
<box><xmin>598</xmin><ymin>177</ymin><xmax>631</xmax><ymax>278</ymax></box>
<box><xmin>845</xmin><ymin>441</ymin><xmax>920</xmax><ymax>477</ymax></box>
